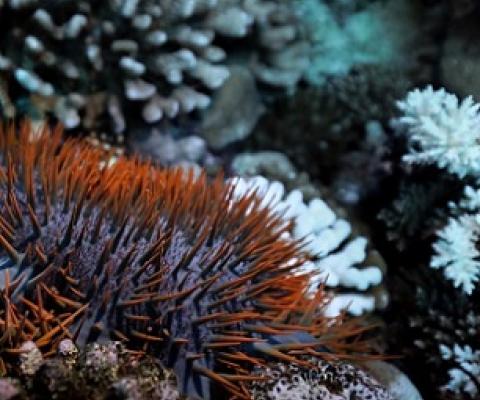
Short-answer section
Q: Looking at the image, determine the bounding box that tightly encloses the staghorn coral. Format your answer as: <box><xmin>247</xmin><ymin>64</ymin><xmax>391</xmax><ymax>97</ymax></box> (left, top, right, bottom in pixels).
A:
<box><xmin>0</xmin><ymin>0</ymin><xmax>308</xmax><ymax>138</ymax></box>
<box><xmin>0</xmin><ymin>123</ymin><xmax>381</xmax><ymax>399</ymax></box>
<box><xmin>395</xmin><ymin>85</ymin><xmax>480</xmax><ymax>178</ymax></box>
<box><xmin>431</xmin><ymin>214</ymin><xmax>480</xmax><ymax>295</ymax></box>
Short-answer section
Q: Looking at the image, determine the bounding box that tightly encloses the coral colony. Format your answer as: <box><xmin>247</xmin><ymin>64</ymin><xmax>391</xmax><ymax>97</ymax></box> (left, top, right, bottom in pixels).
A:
<box><xmin>0</xmin><ymin>0</ymin><xmax>308</xmax><ymax>136</ymax></box>
<box><xmin>0</xmin><ymin>123</ymin><xmax>388</xmax><ymax>399</ymax></box>
<box><xmin>230</xmin><ymin>176</ymin><xmax>384</xmax><ymax>317</ymax></box>
<box><xmin>3</xmin><ymin>1</ymin><xmax>480</xmax><ymax>399</ymax></box>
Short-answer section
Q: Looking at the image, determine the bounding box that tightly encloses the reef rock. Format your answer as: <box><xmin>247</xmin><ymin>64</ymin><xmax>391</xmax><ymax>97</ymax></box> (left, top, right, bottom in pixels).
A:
<box><xmin>201</xmin><ymin>66</ymin><xmax>265</xmax><ymax>149</ymax></box>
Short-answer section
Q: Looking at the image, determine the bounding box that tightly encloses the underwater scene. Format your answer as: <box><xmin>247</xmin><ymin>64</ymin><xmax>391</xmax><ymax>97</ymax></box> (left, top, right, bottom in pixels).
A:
<box><xmin>0</xmin><ymin>0</ymin><xmax>478</xmax><ymax>399</ymax></box>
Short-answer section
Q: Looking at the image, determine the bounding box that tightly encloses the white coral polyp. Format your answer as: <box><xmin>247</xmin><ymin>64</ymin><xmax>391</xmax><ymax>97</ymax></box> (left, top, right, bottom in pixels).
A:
<box><xmin>230</xmin><ymin>175</ymin><xmax>382</xmax><ymax>316</ymax></box>
<box><xmin>396</xmin><ymin>85</ymin><xmax>480</xmax><ymax>178</ymax></box>
<box><xmin>431</xmin><ymin>214</ymin><xmax>480</xmax><ymax>295</ymax></box>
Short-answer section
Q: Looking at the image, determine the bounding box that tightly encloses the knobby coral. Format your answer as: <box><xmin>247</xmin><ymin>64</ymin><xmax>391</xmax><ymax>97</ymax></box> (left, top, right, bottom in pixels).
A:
<box><xmin>0</xmin><ymin>123</ymin><xmax>380</xmax><ymax>399</ymax></box>
<box><xmin>0</xmin><ymin>0</ymin><xmax>308</xmax><ymax>137</ymax></box>
<box><xmin>230</xmin><ymin>176</ymin><xmax>385</xmax><ymax>317</ymax></box>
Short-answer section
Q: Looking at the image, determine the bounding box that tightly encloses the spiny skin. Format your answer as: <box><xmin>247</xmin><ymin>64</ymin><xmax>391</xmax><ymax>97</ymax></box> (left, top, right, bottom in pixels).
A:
<box><xmin>0</xmin><ymin>123</ymin><xmax>375</xmax><ymax>400</ymax></box>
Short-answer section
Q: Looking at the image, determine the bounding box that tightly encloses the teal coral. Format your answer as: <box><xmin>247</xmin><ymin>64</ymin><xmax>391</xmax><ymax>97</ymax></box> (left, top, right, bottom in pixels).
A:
<box><xmin>296</xmin><ymin>0</ymin><xmax>420</xmax><ymax>84</ymax></box>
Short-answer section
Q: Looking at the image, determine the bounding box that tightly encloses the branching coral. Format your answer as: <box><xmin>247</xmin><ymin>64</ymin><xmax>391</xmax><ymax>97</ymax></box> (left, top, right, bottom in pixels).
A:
<box><xmin>428</xmin><ymin>185</ymin><xmax>480</xmax><ymax>295</ymax></box>
<box><xmin>431</xmin><ymin>214</ymin><xmax>480</xmax><ymax>295</ymax></box>
<box><xmin>428</xmin><ymin>181</ymin><xmax>480</xmax><ymax>296</ymax></box>
<box><xmin>395</xmin><ymin>85</ymin><xmax>480</xmax><ymax>178</ymax></box>
<box><xmin>406</xmin><ymin>285</ymin><xmax>480</xmax><ymax>399</ymax></box>
<box><xmin>0</xmin><ymin>0</ymin><xmax>308</xmax><ymax>137</ymax></box>
<box><xmin>0</xmin><ymin>123</ymin><xmax>382</xmax><ymax>399</ymax></box>
<box><xmin>440</xmin><ymin>343</ymin><xmax>480</xmax><ymax>398</ymax></box>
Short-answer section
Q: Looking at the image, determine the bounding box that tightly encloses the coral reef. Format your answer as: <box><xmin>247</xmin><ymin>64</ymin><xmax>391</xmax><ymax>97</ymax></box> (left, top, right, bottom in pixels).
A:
<box><xmin>230</xmin><ymin>150</ymin><xmax>324</xmax><ymax>202</ymax></box>
<box><xmin>0</xmin><ymin>0</ymin><xmax>308</xmax><ymax>137</ymax></box>
<box><xmin>0</xmin><ymin>123</ymin><xmax>381</xmax><ymax>399</ymax></box>
<box><xmin>230</xmin><ymin>175</ymin><xmax>387</xmax><ymax>317</ymax></box>
<box><xmin>393</xmin><ymin>86</ymin><xmax>480</xmax><ymax>294</ymax></box>
<box><xmin>382</xmin><ymin>83</ymin><xmax>480</xmax><ymax>400</ymax></box>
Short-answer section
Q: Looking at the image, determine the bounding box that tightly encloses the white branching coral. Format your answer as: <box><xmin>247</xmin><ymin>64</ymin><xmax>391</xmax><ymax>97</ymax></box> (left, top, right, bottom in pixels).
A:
<box><xmin>455</xmin><ymin>185</ymin><xmax>480</xmax><ymax>211</ymax></box>
<box><xmin>230</xmin><ymin>175</ymin><xmax>383</xmax><ymax>317</ymax></box>
<box><xmin>0</xmin><ymin>0</ymin><xmax>309</xmax><ymax>135</ymax></box>
<box><xmin>431</xmin><ymin>214</ymin><xmax>480</xmax><ymax>295</ymax></box>
<box><xmin>395</xmin><ymin>86</ymin><xmax>480</xmax><ymax>178</ymax></box>
<box><xmin>440</xmin><ymin>344</ymin><xmax>480</xmax><ymax>398</ymax></box>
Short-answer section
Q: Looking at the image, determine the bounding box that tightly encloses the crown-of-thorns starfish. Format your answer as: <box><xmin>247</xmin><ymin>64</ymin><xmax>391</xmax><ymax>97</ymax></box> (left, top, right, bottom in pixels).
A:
<box><xmin>0</xmin><ymin>123</ymin><xmax>376</xmax><ymax>399</ymax></box>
